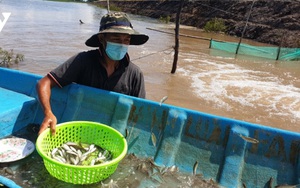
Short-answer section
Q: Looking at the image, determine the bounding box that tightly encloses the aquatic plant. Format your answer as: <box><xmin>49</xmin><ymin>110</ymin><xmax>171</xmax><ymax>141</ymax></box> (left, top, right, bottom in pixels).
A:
<box><xmin>0</xmin><ymin>47</ymin><xmax>24</xmax><ymax>68</ymax></box>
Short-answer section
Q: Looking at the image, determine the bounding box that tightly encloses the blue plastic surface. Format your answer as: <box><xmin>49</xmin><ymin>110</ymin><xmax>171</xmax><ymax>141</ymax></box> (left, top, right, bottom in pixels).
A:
<box><xmin>0</xmin><ymin>175</ymin><xmax>22</xmax><ymax>188</ymax></box>
<box><xmin>0</xmin><ymin>67</ymin><xmax>299</xmax><ymax>188</ymax></box>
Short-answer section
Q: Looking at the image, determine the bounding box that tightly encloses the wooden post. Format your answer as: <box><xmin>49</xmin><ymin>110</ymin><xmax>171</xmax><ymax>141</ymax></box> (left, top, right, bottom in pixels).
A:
<box><xmin>276</xmin><ymin>33</ymin><xmax>285</xmax><ymax>60</ymax></box>
<box><xmin>107</xmin><ymin>0</ymin><xmax>110</xmax><ymax>13</ymax></box>
<box><xmin>235</xmin><ymin>0</ymin><xmax>255</xmax><ymax>55</ymax></box>
<box><xmin>171</xmin><ymin>0</ymin><xmax>184</xmax><ymax>74</ymax></box>
<box><xmin>209</xmin><ymin>38</ymin><xmax>213</xmax><ymax>48</ymax></box>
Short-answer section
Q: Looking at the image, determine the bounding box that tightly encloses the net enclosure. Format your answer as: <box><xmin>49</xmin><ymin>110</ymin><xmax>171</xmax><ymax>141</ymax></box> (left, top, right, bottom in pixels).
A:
<box><xmin>210</xmin><ymin>40</ymin><xmax>300</xmax><ymax>61</ymax></box>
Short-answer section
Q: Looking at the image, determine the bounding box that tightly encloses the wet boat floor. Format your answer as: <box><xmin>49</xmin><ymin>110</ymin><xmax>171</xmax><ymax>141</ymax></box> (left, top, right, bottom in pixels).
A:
<box><xmin>0</xmin><ymin>124</ymin><xmax>219</xmax><ymax>188</ymax></box>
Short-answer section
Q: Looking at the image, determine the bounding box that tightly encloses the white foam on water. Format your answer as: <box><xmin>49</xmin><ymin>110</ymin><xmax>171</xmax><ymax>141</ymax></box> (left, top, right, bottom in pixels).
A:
<box><xmin>177</xmin><ymin>57</ymin><xmax>300</xmax><ymax>121</ymax></box>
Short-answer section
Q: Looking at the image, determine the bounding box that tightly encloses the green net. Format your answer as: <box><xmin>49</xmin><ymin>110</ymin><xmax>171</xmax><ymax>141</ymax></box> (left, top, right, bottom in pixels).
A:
<box><xmin>210</xmin><ymin>40</ymin><xmax>300</xmax><ymax>61</ymax></box>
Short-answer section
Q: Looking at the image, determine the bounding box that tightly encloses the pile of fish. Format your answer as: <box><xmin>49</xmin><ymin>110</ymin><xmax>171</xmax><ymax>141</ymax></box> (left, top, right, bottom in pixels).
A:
<box><xmin>49</xmin><ymin>141</ymin><xmax>113</xmax><ymax>166</ymax></box>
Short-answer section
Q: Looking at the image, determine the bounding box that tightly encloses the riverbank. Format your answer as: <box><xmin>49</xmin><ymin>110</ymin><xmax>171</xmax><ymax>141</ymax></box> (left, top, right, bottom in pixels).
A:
<box><xmin>93</xmin><ymin>0</ymin><xmax>300</xmax><ymax>48</ymax></box>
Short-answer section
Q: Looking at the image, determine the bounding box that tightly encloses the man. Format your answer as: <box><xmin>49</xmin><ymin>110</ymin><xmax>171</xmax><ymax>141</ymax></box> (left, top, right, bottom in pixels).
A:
<box><xmin>37</xmin><ymin>12</ymin><xmax>149</xmax><ymax>135</ymax></box>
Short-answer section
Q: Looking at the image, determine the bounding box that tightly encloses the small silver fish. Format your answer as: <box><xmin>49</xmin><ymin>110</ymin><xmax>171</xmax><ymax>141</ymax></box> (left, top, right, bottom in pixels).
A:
<box><xmin>51</xmin><ymin>148</ymin><xmax>58</xmax><ymax>157</ymax></box>
<box><xmin>101</xmin><ymin>179</ymin><xmax>119</xmax><ymax>188</ymax></box>
<box><xmin>62</xmin><ymin>144</ymin><xmax>73</xmax><ymax>152</ymax></box>
<box><xmin>193</xmin><ymin>161</ymin><xmax>198</xmax><ymax>175</ymax></box>
<box><xmin>69</xmin><ymin>146</ymin><xmax>78</xmax><ymax>153</ymax></box>
<box><xmin>80</xmin><ymin>154</ymin><xmax>88</xmax><ymax>162</ymax></box>
<box><xmin>66</xmin><ymin>150</ymin><xmax>77</xmax><ymax>156</ymax></box>
<box><xmin>167</xmin><ymin>165</ymin><xmax>178</xmax><ymax>173</ymax></box>
<box><xmin>151</xmin><ymin>133</ymin><xmax>157</xmax><ymax>147</ymax></box>
<box><xmin>65</xmin><ymin>141</ymin><xmax>78</xmax><ymax>147</ymax></box>
<box><xmin>4</xmin><ymin>167</ymin><xmax>15</xmax><ymax>175</ymax></box>
<box><xmin>267</xmin><ymin>177</ymin><xmax>273</xmax><ymax>188</ymax></box>
<box><xmin>57</xmin><ymin>148</ymin><xmax>64</xmax><ymax>158</ymax></box>
<box><xmin>90</xmin><ymin>159</ymin><xmax>96</xmax><ymax>166</ymax></box>
<box><xmin>125</xmin><ymin>128</ymin><xmax>129</xmax><ymax>139</ymax></box>
<box><xmin>50</xmin><ymin>142</ymin><xmax>112</xmax><ymax>166</ymax></box>
<box><xmin>53</xmin><ymin>155</ymin><xmax>66</xmax><ymax>163</ymax></box>
<box><xmin>159</xmin><ymin>96</ymin><xmax>168</xmax><ymax>106</ymax></box>
<box><xmin>239</xmin><ymin>134</ymin><xmax>259</xmax><ymax>144</ymax></box>
<box><xmin>70</xmin><ymin>156</ymin><xmax>80</xmax><ymax>165</ymax></box>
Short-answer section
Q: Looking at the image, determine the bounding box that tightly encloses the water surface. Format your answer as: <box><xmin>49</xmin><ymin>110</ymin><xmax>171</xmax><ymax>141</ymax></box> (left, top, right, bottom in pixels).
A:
<box><xmin>0</xmin><ymin>0</ymin><xmax>299</xmax><ymax>133</ymax></box>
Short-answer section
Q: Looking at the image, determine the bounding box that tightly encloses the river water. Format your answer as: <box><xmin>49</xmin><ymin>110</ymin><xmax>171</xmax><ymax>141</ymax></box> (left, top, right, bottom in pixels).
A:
<box><xmin>1</xmin><ymin>1</ymin><xmax>299</xmax><ymax>131</ymax></box>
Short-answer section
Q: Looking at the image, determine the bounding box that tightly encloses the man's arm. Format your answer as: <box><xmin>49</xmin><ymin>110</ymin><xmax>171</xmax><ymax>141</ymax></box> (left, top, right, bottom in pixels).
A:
<box><xmin>36</xmin><ymin>75</ymin><xmax>58</xmax><ymax>135</ymax></box>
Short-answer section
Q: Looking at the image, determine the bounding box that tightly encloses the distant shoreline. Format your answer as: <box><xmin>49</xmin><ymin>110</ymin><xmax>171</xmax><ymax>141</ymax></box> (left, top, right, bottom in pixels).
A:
<box><xmin>92</xmin><ymin>0</ymin><xmax>300</xmax><ymax>48</ymax></box>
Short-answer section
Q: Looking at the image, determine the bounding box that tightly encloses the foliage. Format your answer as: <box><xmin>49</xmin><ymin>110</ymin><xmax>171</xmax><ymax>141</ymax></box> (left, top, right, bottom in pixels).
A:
<box><xmin>0</xmin><ymin>47</ymin><xmax>24</xmax><ymax>68</ymax></box>
<box><xmin>109</xmin><ymin>4</ymin><xmax>122</xmax><ymax>12</ymax></box>
<box><xmin>204</xmin><ymin>18</ymin><xmax>226</xmax><ymax>33</ymax></box>
<box><xmin>95</xmin><ymin>3</ymin><xmax>121</xmax><ymax>12</ymax></box>
<box><xmin>49</xmin><ymin>0</ymin><xmax>85</xmax><ymax>2</ymax></box>
<box><xmin>48</xmin><ymin>0</ymin><xmax>97</xmax><ymax>2</ymax></box>
<box><xmin>159</xmin><ymin>15</ymin><xmax>170</xmax><ymax>24</ymax></box>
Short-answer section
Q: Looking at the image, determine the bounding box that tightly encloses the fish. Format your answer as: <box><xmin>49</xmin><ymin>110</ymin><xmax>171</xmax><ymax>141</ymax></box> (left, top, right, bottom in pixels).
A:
<box><xmin>267</xmin><ymin>177</ymin><xmax>273</xmax><ymax>188</ymax></box>
<box><xmin>49</xmin><ymin>142</ymin><xmax>113</xmax><ymax>166</ymax></box>
<box><xmin>160</xmin><ymin>165</ymin><xmax>178</xmax><ymax>175</ymax></box>
<box><xmin>193</xmin><ymin>161</ymin><xmax>198</xmax><ymax>175</ymax></box>
<box><xmin>125</xmin><ymin>128</ymin><xmax>129</xmax><ymax>139</ymax></box>
<box><xmin>168</xmin><ymin>165</ymin><xmax>178</xmax><ymax>173</ymax></box>
<box><xmin>239</xmin><ymin>134</ymin><xmax>259</xmax><ymax>144</ymax></box>
<box><xmin>53</xmin><ymin>155</ymin><xmax>66</xmax><ymax>163</ymax></box>
<box><xmin>159</xmin><ymin>96</ymin><xmax>168</xmax><ymax>106</ymax></box>
<box><xmin>101</xmin><ymin>179</ymin><xmax>119</xmax><ymax>188</ymax></box>
<box><xmin>151</xmin><ymin>133</ymin><xmax>157</xmax><ymax>147</ymax></box>
<box><xmin>51</xmin><ymin>148</ymin><xmax>58</xmax><ymax>157</ymax></box>
<box><xmin>62</xmin><ymin>144</ymin><xmax>72</xmax><ymax>152</ymax></box>
<box><xmin>3</xmin><ymin>167</ymin><xmax>14</xmax><ymax>176</ymax></box>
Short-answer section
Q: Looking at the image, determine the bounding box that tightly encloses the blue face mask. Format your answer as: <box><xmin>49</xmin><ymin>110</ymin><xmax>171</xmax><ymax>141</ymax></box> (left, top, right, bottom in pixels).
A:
<box><xmin>105</xmin><ymin>41</ymin><xmax>128</xmax><ymax>61</ymax></box>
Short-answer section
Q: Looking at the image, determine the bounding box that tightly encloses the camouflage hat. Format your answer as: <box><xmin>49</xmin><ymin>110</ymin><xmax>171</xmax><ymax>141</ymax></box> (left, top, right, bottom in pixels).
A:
<box><xmin>85</xmin><ymin>12</ymin><xmax>149</xmax><ymax>47</ymax></box>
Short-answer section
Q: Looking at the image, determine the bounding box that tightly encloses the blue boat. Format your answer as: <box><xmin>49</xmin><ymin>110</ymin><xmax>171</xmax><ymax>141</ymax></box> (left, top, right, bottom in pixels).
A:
<box><xmin>0</xmin><ymin>67</ymin><xmax>299</xmax><ymax>188</ymax></box>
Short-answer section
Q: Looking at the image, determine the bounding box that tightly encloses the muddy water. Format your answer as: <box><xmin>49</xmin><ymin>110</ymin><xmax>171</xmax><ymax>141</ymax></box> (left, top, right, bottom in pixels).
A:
<box><xmin>1</xmin><ymin>0</ymin><xmax>299</xmax><ymax>132</ymax></box>
<box><xmin>134</xmin><ymin>26</ymin><xmax>300</xmax><ymax>132</ymax></box>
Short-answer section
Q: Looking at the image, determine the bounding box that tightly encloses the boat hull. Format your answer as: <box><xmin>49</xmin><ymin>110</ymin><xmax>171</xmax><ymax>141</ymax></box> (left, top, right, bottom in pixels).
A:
<box><xmin>0</xmin><ymin>67</ymin><xmax>299</xmax><ymax>188</ymax></box>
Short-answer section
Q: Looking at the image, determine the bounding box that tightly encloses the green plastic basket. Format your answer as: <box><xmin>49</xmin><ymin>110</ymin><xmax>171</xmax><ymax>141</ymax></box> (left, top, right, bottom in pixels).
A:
<box><xmin>36</xmin><ymin>121</ymin><xmax>127</xmax><ymax>184</ymax></box>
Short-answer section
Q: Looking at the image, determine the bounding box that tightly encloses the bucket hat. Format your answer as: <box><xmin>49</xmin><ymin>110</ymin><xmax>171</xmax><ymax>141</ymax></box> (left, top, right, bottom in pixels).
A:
<box><xmin>85</xmin><ymin>12</ymin><xmax>149</xmax><ymax>47</ymax></box>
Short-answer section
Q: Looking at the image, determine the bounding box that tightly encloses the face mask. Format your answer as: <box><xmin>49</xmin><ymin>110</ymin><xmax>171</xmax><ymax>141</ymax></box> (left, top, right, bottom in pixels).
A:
<box><xmin>105</xmin><ymin>41</ymin><xmax>128</xmax><ymax>61</ymax></box>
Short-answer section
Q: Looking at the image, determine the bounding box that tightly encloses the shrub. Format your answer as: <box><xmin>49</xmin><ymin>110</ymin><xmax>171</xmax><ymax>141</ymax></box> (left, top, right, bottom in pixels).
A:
<box><xmin>0</xmin><ymin>47</ymin><xmax>24</xmax><ymax>68</ymax></box>
<box><xmin>204</xmin><ymin>18</ymin><xmax>226</xmax><ymax>33</ymax></box>
<box><xmin>159</xmin><ymin>15</ymin><xmax>170</xmax><ymax>24</ymax></box>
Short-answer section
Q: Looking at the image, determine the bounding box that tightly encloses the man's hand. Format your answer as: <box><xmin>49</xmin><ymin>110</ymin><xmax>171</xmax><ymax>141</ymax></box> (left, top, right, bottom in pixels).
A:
<box><xmin>38</xmin><ymin>112</ymin><xmax>57</xmax><ymax>136</ymax></box>
<box><xmin>36</xmin><ymin>75</ymin><xmax>58</xmax><ymax>136</ymax></box>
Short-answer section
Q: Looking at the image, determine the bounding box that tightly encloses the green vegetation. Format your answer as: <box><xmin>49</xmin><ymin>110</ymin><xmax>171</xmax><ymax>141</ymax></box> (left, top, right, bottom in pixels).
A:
<box><xmin>159</xmin><ymin>15</ymin><xmax>170</xmax><ymax>24</ymax></box>
<box><xmin>0</xmin><ymin>47</ymin><xmax>24</xmax><ymax>68</ymax></box>
<box><xmin>108</xmin><ymin>4</ymin><xmax>122</xmax><ymax>12</ymax></box>
<box><xmin>95</xmin><ymin>4</ymin><xmax>122</xmax><ymax>12</ymax></box>
<box><xmin>48</xmin><ymin>0</ymin><xmax>96</xmax><ymax>2</ymax></box>
<box><xmin>204</xmin><ymin>18</ymin><xmax>226</xmax><ymax>33</ymax></box>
